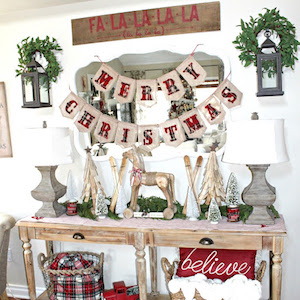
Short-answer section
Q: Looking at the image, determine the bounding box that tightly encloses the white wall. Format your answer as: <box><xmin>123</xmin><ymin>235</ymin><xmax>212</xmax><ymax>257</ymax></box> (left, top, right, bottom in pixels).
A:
<box><xmin>0</xmin><ymin>0</ymin><xmax>299</xmax><ymax>299</ymax></box>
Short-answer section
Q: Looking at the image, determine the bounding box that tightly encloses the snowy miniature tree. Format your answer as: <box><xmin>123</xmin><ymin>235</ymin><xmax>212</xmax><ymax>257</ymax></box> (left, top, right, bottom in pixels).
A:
<box><xmin>66</xmin><ymin>171</ymin><xmax>79</xmax><ymax>202</ymax></box>
<box><xmin>198</xmin><ymin>150</ymin><xmax>226</xmax><ymax>206</ymax></box>
<box><xmin>186</xmin><ymin>188</ymin><xmax>200</xmax><ymax>220</ymax></box>
<box><xmin>225</xmin><ymin>172</ymin><xmax>241</xmax><ymax>206</ymax></box>
<box><xmin>207</xmin><ymin>197</ymin><xmax>222</xmax><ymax>224</ymax></box>
<box><xmin>95</xmin><ymin>189</ymin><xmax>110</xmax><ymax>218</ymax></box>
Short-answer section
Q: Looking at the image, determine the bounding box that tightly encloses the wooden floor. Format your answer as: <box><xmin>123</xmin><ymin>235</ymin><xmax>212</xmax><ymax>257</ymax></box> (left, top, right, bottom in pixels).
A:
<box><xmin>36</xmin><ymin>291</ymin><xmax>170</xmax><ymax>300</ymax></box>
<box><xmin>7</xmin><ymin>292</ymin><xmax>170</xmax><ymax>300</ymax></box>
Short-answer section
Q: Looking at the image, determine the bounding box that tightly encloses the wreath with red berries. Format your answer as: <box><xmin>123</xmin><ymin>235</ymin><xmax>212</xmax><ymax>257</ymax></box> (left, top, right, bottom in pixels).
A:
<box><xmin>233</xmin><ymin>8</ymin><xmax>300</xmax><ymax>70</ymax></box>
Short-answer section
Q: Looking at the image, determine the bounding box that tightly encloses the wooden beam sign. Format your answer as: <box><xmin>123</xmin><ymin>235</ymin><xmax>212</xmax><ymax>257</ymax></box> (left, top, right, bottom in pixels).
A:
<box><xmin>72</xmin><ymin>2</ymin><xmax>220</xmax><ymax>45</ymax></box>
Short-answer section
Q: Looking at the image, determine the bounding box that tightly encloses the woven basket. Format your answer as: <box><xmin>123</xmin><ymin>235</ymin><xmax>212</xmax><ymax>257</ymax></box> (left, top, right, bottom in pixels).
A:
<box><xmin>38</xmin><ymin>251</ymin><xmax>104</xmax><ymax>300</ymax></box>
<box><xmin>161</xmin><ymin>257</ymin><xmax>266</xmax><ymax>300</ymax></box>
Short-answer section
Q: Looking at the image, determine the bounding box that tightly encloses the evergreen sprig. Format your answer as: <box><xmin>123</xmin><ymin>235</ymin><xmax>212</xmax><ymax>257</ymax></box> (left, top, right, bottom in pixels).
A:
<box><xmin>233</xmin><ymin>8</ymin><xmax>300</xmax><ymax>70</ymax></box>
<box><xmin>16</xmin><ymin>36</ymin><xmax>63</xmax><ymax>85</ymax></box>
<box><xmin>74</xmin><ymin>196</ymin><xmax>280</xmax><ymax>224</ymax></box>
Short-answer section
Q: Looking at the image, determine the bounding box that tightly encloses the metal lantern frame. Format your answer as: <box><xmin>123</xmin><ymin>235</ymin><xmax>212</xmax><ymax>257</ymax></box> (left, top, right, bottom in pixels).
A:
<box><xmin>256</xmin><ymin>30</ymin><xmax>284</xmax><ymax>97</ymax></box>
<box><xmin>21</xmin><ymin>57</ymin><xmax>51</xmax><ymax>108</ymax></box>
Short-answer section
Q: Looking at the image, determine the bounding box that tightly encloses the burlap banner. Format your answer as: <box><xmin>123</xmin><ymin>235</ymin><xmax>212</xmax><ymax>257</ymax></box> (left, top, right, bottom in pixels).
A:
<box><xmin>59</xmin><ymin>92</ymin><xmax>85</xmax><ymax>119</ymax></box>
<box><xmin>136</xmin><ymin>79</ymin><xmax>158</xmax><ymax>107</ymax></box>
<box><xmin>157</xmin><ymin>70</ymin><xmax>185</xmax><ymax>101</ymax></box>
<box><xmin>198</xmin><ymin>95</ymin><xmax>226</xmax><ymax>125</ymax></box>
<box><xmin>94</xmin><ymin>113</ymin><xmax>118</xmax><ymax>143</ymax></box>
<box><xmin>60</xmin><ymin>53</ymin><xmax>243</xmax><ymax>149</ymax></box>
<box><xmin>113</xmin><ymin>76</ymin><xmax>136</xmax><ymax>104</ymax></box>
<box><xmin>176</xmin><ymin>55</ymin><xmax>207</xmax><ymax>87</ymax></box>
<box><xmin>138</xmin><ymin>124</ymin><xmax>160</xmax><ymax>151</ymax></box>
<box><xmin>160</xmin><ymin>118</ymin><xmax>186</xmax><ymax>147</ymax></box>
<box><xmin>214</xmin><ymin>78</ymin><xmax>243</xmax><ymax>109</ymax></box>
<box><xmin>178</xmin><ymin>107</ymin><xmax>207</xmax><ymax>139</ymax></box>
<box><xmin>115</xmin><ymin>122</ymin><xmax>138</xmax><ymax>148</ymax></box>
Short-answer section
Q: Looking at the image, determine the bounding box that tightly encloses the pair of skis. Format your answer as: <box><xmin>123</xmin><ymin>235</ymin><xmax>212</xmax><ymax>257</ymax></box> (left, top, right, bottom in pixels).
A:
<box><xmin>183</xmin><ymin>155</ymin><xmax>203</xmax><ymax>215</ymax></box>
<box><xmin>109</xmin><ymin>156</ymin><xmax>128</xmax><ymax>213</ymax></box>
<box><xmin>109</xmin><ymin>155</ymin><xmax>203</xmax><ymax>216</ymax></box>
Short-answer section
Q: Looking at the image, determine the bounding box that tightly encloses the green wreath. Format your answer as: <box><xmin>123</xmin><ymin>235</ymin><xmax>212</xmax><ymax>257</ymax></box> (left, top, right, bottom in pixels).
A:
<box><xmin>233</xmin><ymin>8</ymin><xmax>300</xmax><ymax>70</ymax></box>
<box><xmin>15</xmin><ymin>36</ymin><xmax>63</xmax><ymax>85</ymax></box>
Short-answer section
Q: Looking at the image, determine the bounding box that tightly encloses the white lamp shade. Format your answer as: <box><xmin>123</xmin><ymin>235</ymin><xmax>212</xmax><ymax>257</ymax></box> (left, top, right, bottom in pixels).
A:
<box><xmin>222</xmin><ymin>119</ymin><xmax>289</xmax><ymax>165</ymax></box>
<box><xmin>26</xmin><ymin>127</ymin><xmax>73</xmax><ymax>166</ymax></box>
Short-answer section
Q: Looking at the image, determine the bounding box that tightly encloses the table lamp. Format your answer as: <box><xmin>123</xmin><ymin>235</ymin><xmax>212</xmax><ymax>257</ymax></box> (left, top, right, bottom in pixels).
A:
<box><xmin>222</xmin><ymin>115</ymin><xmax>288</xmax><ymax>224</ymax></box>
<box><xmin>27</xmin><ymin>122</ymin><xmax>73</xmax><ymax>217</ymax></box>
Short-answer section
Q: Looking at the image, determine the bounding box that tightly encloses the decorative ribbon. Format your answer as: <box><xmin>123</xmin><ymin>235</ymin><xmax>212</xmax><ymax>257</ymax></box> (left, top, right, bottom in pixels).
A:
<box><xmin>130</xmin><ymin>167</ymin><xmax>142</xmax><ymax>186</ymax></box>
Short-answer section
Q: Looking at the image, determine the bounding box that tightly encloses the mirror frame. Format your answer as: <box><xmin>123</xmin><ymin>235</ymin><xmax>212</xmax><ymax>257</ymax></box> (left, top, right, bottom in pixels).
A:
<box><xmin>71</xmin><ymin>42</ymin><xmax>231</xmax><ymax>161</ymax></box>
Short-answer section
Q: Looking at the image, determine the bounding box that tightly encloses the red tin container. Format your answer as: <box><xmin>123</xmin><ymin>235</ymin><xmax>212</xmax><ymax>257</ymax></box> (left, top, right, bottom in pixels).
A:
<box><xmin>227</xmin><ymin>205</ymin><xmax>240</xmax><ymax>222</ymax></box>
<box><xmin>66</xmin><ymin>201</ymin><xmax>78</xmax><ymax>216</ymax></box>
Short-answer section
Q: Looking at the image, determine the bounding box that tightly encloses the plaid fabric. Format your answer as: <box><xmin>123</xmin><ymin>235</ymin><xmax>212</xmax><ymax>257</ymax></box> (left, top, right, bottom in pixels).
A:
<box><xmin>49</xmin><ymin>272</ymin><xmax>103</xmax><ymax>300</ymax></box>
<box><xmin>50</xmin><ymin>253</ymin><xmax>94</xmax><ymax>271</ymax></box>
<box><xmin>42</xmin><ymin>252</ymin><xmax>104</xmax><ymax>300</ymax></box>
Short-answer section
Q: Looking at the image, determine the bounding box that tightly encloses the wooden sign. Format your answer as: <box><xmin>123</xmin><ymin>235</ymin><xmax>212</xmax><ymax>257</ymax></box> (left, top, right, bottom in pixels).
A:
<box><xmin>0</xmin><ymin>82</ymin><xmax>12</xmax><ymax>157</ymax></box>
<box><xmin>72</xmin><ymin>2</ymin><xmax>220</xmax><ymax>45</ymax></box>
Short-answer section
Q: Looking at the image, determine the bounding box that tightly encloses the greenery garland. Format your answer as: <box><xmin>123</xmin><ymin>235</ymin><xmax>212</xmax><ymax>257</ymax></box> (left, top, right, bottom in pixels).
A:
<box><xmin>233</xmin><ymin>8</ymin><xmax>300</xmax><ymax>70</ymax></box>
<box><xmin>16</xmin><ymin>36</ymin><xmax>63</xmax><ymax>84</ymax></box>
<box><xmin>76</xmin><ymin>196</ymin><xmax>279</xmax><ymax>223</ymax></box>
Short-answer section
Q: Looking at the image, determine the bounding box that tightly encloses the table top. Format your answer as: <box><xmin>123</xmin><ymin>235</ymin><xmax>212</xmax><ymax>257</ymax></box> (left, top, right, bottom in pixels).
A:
<box><xmin>16</xmin><ymin>214</ymin><xmax>287</xmax><ymax>236</ymax></box>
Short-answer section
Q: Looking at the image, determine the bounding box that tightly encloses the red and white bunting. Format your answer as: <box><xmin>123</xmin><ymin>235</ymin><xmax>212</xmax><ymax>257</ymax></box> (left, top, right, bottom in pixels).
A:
<box><xmin>160</xmin><ymin>118</ymin><xmax>186</xmax><ymax>147</ymax></box>
<box><xmin>138</xmin><ymin>125</ymin><xmax>160</xmax><ymax>151</ymax></box>
<box><xmin>59</xmin><ymin>92</ymin><xmax>85</xmax><ymax>119</ymax></box>
<box><xmin>198</xmin><ymin>95</ymin><xmax>226</xmax><ymax>125</ymax></box>
<box><xmin>92</xmin><ymin>63</ymin><xmax>119</xmax><ymax>92</ymax></box>
<box><xmin>157</xmin><ymin>70</ymin><xmax>185</xmax><ymax>101</ymax></box>
<box><xmin>214</xmin><ymin>78</ymin><xmax>243</xmax><ymax>109</ymax></box>
<box><xmin>179</xmin><ymin>108</ymin><xmax>207</xmax><ymax>139</ymax></box>
<box><xmin>136</xmin><ymin>79</ymin><xmax>157</xmax><ymax>107</ymax></box>
<box><xmin>94</xmin><ymin>114</ymin><xmax>118</xmax><ymax>143</ymax></box>
<box><xmin>74</xmin><ymin>104</ymin><xmax>101</xmax><ymax>132</ymax></box>
<box><xmin>113</xmin><ymin>75</ymin><xmax>136</xmax><ymax>104</ymax></box>
<box><xmin>177</xmin><ymin>55</ymin><xmax>207</xmax><ymax>87</ymax></box>
<box><xmin>115</xmin><ymin>122</ymin><xmax>138</xmax><ymax>148</ymax></box>
<box><xmin>59</xmin><ymin>53</ymin><xmax>244</xmax><ymax>150</ymax></box>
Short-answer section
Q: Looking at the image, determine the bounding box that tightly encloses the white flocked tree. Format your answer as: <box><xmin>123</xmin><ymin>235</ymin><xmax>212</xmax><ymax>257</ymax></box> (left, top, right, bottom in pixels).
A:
<box><xmin>225</xmin><ymin>172</ymin><xmax>242</xmax><ymax>206</ymax></box>
<box><xmin>207</xmin><ymin>197</ymin><xmax>222</xmax><ymax>224</ymax></box>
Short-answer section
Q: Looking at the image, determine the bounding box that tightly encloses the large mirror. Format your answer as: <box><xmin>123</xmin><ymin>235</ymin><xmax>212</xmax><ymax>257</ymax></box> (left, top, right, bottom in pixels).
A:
<box><xmin>73</xmin><ymin>48</ymin><xmax>230</xmax><ymax>160</ymax></box>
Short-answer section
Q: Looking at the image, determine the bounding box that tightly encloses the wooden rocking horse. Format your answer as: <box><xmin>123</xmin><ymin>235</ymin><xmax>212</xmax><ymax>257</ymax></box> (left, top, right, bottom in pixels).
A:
<box><xmin>122</xmin><ymin>145</ymin><xmax>176</xmax><ymax>219</ymax></box>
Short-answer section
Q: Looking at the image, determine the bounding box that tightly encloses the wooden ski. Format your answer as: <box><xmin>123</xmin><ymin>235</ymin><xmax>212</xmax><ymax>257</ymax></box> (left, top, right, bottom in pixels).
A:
<box><xmin>109</xmin><ymin>156</ymin><xmax>118</xmax><ymax>187</ymax></box>
<box><xmin>109</xmin><ymin>157</ymin><xmax>128</xmax><ymax>213</ymax></box>
<box><xmin>183</xmin><ymin>155</ymin><xmax>203</xmax><ymax>214</ymax></box>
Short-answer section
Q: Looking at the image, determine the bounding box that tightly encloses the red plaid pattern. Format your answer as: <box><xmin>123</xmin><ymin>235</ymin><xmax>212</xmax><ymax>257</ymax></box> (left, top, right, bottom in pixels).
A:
<box><xmin>50</xmin><ymin>272</ymin><xmax>103</xmax><ymax>300</ymax></box>
<box><xmin>42</xmin><ymin>252</ymin><xmax>104</xmax><ymax>300</ymax></box>
<box><xmin>50</xmin><ymin>253</ymin><xmax>94</xmax><ymax>271</ymax></box>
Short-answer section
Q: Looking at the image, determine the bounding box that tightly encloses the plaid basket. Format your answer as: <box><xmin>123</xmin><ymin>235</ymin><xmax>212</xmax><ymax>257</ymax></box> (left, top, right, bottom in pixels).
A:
<box><xmin>38</xmin><ymin>251</ymin><xmax>104</xmax><ymax>300</ymax></box>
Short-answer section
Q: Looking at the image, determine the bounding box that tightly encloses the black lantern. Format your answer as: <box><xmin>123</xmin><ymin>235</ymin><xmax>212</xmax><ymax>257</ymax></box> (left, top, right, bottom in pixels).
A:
<box><xmin>21</xmin><ymin>54</ymin><xmax>51</xmax><ymax>108</ymax></box>
<box><xmin>256</xmin><ymin>30</ymin><xmax>284</xmax><ymax>97</ymax></box>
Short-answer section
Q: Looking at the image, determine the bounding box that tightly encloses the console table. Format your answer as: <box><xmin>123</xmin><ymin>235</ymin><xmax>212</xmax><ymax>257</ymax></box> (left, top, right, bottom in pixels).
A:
<box><xmin>17</xmin><ymin>215</ymin><xmax>287</xmax><ymax>300</ymax></box>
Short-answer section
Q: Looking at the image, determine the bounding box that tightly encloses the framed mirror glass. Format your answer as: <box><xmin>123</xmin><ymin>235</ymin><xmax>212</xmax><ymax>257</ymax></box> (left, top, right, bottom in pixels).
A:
<box><xmin>73</xmin><ymin>47</ymin><xmax>230</xmax><ymax>161</ymax></box>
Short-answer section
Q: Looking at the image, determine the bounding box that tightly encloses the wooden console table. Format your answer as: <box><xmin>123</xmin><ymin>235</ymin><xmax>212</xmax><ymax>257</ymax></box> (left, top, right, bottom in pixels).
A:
<box><xmin>17</xmin><ymin>215</ymin><xmax>287</xmax><ymax>300</ymax></box>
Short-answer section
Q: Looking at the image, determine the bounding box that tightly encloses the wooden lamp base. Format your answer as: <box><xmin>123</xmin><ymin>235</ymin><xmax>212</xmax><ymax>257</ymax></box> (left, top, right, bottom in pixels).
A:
<box><xmin>31</xmin><ymin>166</ymin><xmax>66</xmax><ymax>218</ymax></box>
<box><xmin>242</xmin><ymin>164</ymin><xmax>276</xmax><ymax>225</ymax></box>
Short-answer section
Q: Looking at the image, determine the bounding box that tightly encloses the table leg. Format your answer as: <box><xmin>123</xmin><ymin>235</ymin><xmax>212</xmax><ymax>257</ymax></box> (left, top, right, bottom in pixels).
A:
<box><xmin>149</xmin><ymin>246</ymin><xmax>159</xmax><ymax>296</ymax></box>
<box><xmin>271</xmin><ymin>236</ymin><xmax>284</xmax><ymax>300</ymax></box>
<box><xmin>0</xmin><ymin>290</ymin><xmax>9</xmax><ymax>300</ymax></box>
<box><xmin>45</xmin><ymin>240</ymin><xmax>54</xmax><ymax>257</ymax></box>
<box><xmin>19</xmin><ymin>227</ymin><xmax>36</xmax><ymax>300</ymax></box>
<box><xmin>134</xmin><ymin>232</ymin><xmax>147</xmax><ymax>300</ymax></box>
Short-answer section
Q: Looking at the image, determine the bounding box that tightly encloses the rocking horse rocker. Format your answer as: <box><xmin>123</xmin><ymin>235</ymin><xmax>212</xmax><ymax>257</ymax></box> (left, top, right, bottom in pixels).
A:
<box><xmin>123</xmin><ymin>146</ymin><xmax>177</xmax><ymax>219</ymax></box>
